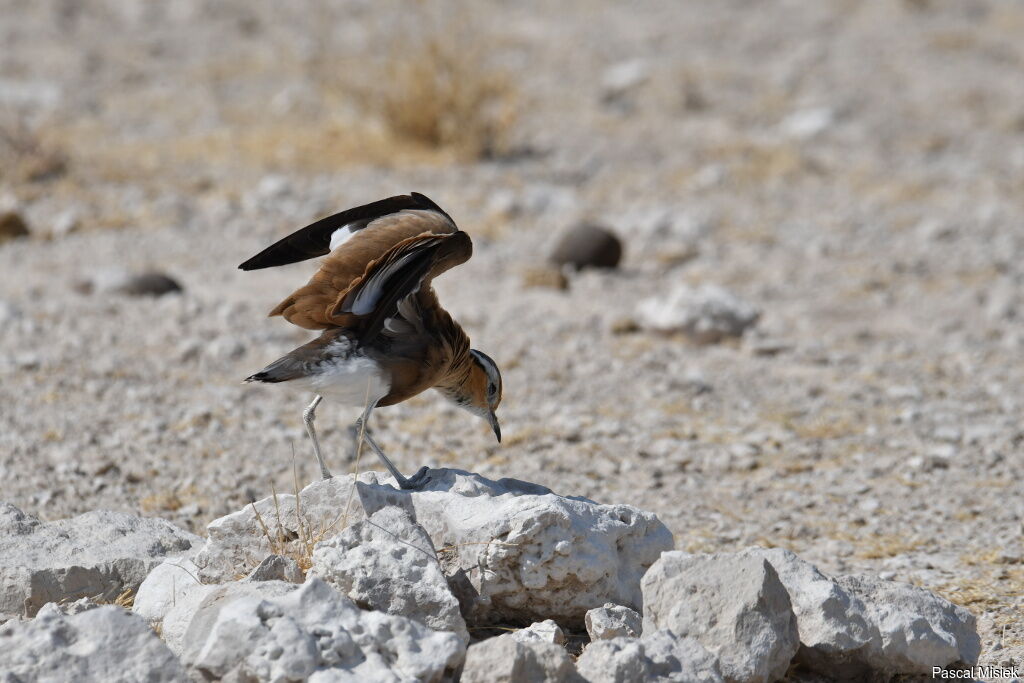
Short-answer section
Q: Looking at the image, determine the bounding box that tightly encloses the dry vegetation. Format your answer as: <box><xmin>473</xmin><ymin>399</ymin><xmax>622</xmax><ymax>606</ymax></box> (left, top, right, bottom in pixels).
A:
<box><xmin>364</xmin><ymin>35</ymin><xmax>517</xmax><ymax>159</ymax></box>
<box><xmin>318</xmin><ymin>4</ymin><xmax>519</xmax><ymax>161</ymax></box>
<box><xmin>0</xmin><ymin>112</ymin><xmax>67</xmax><ymax>184</ymax></box>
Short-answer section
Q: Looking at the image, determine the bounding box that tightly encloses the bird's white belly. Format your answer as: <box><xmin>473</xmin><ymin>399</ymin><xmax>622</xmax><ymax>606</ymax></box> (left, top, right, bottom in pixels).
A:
<box><xmin>297</xmin><ymin>355</ymin><xmax>390</xmax><ymax>407</ymax></box>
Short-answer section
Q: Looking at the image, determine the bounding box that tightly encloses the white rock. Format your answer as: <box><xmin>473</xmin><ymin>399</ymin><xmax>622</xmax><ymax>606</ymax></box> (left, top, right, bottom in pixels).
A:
<box><xmin>737</xmin><ymin>548</ymin><xmax>877</xmax><ymax>678</ymax></box>
<box><xmin>0</xmin><ymin>78</ymin><xmax>61</xmax><ymax>109</ymax></box>
<box><xmin>133</xmin><ymin>556</ymin><xmax>204</xmax><ymax>624</ymax></box>
<box><xmin>400</xmin><ymin>469</ymin><xmax>673</xmax><ymax>628</ymax></box>
<box><xmin>601</xmin><ymin>59</ymin><xmax>650</xmax><ymax>100</ymax></box>
<box><xmin>132</xmin><ymin>555</ymin><xmax>230</xmax><ymax>655</ymax></box>
<box><xmin>642</xmin><ymin>629</ymin><xmax>725</xmax><ymax>682</ymax></box>
<box><xmin>577</xmin><ymin>631</ymin><xmax>725</xmax><ymax>683</ymax></box>
<box><xmin>311</xmin><ymin>506</ymin><xmax>468</xmax><ymax>643</ymax></box>
<box><xmin>586</xmin><ymin>603</ymin><xmax>642</xmax><ymax>640</ymax></box>
<box><xmin>0</xmin><ymin>299</ymin><xmax>22</xmax><ymax>325</ymax></box>
<box><xmin>637</xmin><ymin>284</ymin><xmax>760</xmax><ymax>344</ymax></box>
<box><xmin>512</xmin><ymin>619</ymin><xmax>566</xmax><ymax>645</ymax></box>
<box><xmin>191</xmin><ymin>471</ymin><xmax>382</xmax><ymax>583</ymax></box>
<box><xmin>244</xmin><ymin>554</ymin><xmax>305</xmax><ymax>584</ymax></box>
<box><xmin>576</xmin><ymin>638</ymin><xmax>651</xmax><ymax>683</ymax></box>
<box><xmin>167</xmin><ymin>581</ymin><xmax>298</xmax><ymax>658</ymax></box>
<box><xmin>0</xmin><ymin>503</ymin><xmax>200</xmax><ymax>620</ymax></box>
<box><xmin>836</xmin><ymin>574</ymin><xmax>980</xmax><ymax>674</ymax></box>
<box><xmin>51</xmin><ymin>208</ymin><xmax>80</xmax><ymax>237</ymax></box>
<box><xmin>194</xmin><ymin>469</ymin><xmax>673</xmax><ymax>628</ymax></box>
<box><xmin>35</xmin><ymin>597</ymin><xmax>100</xmax><ymax>617</ymax></box>
<box><xmin>461</xmin><ymin>632</ymin><xmax>581</xmax><ymax>683</ymax></box>
<box><xmin>0</xmin><ymin>605</ymin><xmax>187</xmax><ymax>682</ymax></box>
<box><xmin>256</xmin><ymin>173</ymin><xmax>291</xmax><ymax>200</ymax></box>
<box><xmin>780</xmin><ymin>107</ymin><xmax>835</xmax><ymax>139</ymax></box>
<box><xmin>156</xmin><ymin>582</ymin><xmax>220</xmax><ymax>656</ymax></box>
<box><xmin>641</xmin><ymin>551</ymin><xmax>798</xmax><ymax>683</ymax></box>
<box><xmin>181</xmin><ymin>578</ymin><xmax>462</xmax><ymax>682</ymax></box>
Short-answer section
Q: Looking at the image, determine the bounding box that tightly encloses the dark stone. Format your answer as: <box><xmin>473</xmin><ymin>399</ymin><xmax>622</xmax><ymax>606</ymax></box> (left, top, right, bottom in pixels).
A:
<box><xmin>118</xmin><ymin>272</ymin><xmax>183</xmax><ymax>297</ymax></box>
<box><xmin>0</xmin><ymin>212</ymin><xmax>30</xmax><ymax>243</ymax></box>
<box><xmin>549</xmin><ymin>223</ymin><xmax>623</xmax><ymax>270</ymax></box>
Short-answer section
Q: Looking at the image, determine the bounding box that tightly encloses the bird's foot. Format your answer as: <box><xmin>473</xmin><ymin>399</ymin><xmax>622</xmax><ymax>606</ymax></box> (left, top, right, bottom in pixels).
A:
<box><xmin>397</xmin><ymin>466</ymin><xmax>432</xmax><ymax>491</ymax></box>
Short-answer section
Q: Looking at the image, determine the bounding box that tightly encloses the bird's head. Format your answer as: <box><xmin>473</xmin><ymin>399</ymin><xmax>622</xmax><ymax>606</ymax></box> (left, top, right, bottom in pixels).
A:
<box><xmin>455</xmin><ymin>349</ymin><xmax>503</xmax><ymax>442</ymax></box>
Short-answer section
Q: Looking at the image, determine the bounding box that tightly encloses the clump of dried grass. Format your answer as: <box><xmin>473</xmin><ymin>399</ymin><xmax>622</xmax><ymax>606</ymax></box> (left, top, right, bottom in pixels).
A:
<box><xmin>346</xmin><ymin>5</ymin><xmax>518</xmax><ymax>160</ymax></box>
<box><xmin>251</xmin><ymin>385</ymin><xmax>374</xmax><ymax>574</ymax></box>
<box><xmin>251</xmin><ymin>465</ymin><xmax>346</xmax><ymax>574</ymax></box>
<box><xmin>0</xmin><ymin>113</ymin><xmax>67</xmax><ymax>183</ymax></box>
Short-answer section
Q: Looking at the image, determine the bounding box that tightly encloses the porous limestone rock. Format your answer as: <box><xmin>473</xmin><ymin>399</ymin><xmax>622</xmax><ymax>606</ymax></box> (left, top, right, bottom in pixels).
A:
<box><xmin>642</xmin><ymin>629</ymin><xmax>726</xmax><ymax>683</ymax></box>
<box><xmin>0</xmin><ymin>502</ymin><xmax>200</xmax><ymax>621</ymax></box>
<box><xmin>641</xmin><ymin>551</ymin><xmax>798</xmax><ymax>683</ymax></box>
<box><xmin>637</xmin><ymin>284</ymin><xmax>760</xmax><ymax>344</ymax></box>
<box><xmin>836</xmin><ymin>574</ymin><xmax>980</xmax><ymax>675</ymax></box>
<box><xmin>736</xmin><ymin>548</ymin><xmax>980</xmax><ymax>679</ymax></box>
<box><xmin>244</xmin><ymin>554</ymin><xmax>304</xmax><ymax>584</ymax></box>
<box><xmin>180</xmin><ymin>578</ymin><xmax>462</xmax><ymax>682</ymax></box>
<box><xmin>511</xmin><ymin>619</ymin><xmax>566</xmax><ymax>645</ymax></box>
<box><xmin>461</xmin><ymin>631</ymin><xmax>582</xmax><ymax>683</ymax></box>
<box><xmin>193</xmin><ymin>469</ymin><xmax>673</xmax><ymax>628</ymax></box>
<box><xmin>576</xmin><ymin>638</ymin><xmax>651</xmax><ymax>683</ymax></box>
<box><xmin>136</xmin><ymin>562</ymin><xmax>301</xmax><ymax>656</ymax></box>
<box><xmin>0</xmin><ymin>605</ymin><xmax>187</xmax><ymax>682</ymax></box>
<box><xmin>170</xmin><ymin>580</ymin><xmax>298</xmax><ymax>658</ymax></box>
<box><xmin>310</xmin><ymin>505</ymin><xmax>468</xmax><ymax>642</ymax></box>
<box><xmin>585</xmin><ymin>603</ymin><xmax>642</xmax><ymax>640</ymax></box>
<box><xmin>133</xmin><ymin>556</ymin><xmax>204</xmax><ymax>624</ymax></box>
<box><xmin>575</xmin><ymin>631</ymin><xmax>725</xmax><ymax>683</ymax></box>
<box><xmin>738</xmin><ymin>547</ymin><xmax>877</xmax><ymax>678</ymax></box>
<box><xmin>191</xmin><ymin>471</ymin><xmax>384</xmax><ymax>583</ymax></box>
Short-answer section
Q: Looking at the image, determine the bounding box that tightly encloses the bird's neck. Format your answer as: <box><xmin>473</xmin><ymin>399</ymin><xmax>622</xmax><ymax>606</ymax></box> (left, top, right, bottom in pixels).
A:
<box><xmin>430</xmin><ymin>308</ymin><xmax>474</xmax><ymax>398</ymax></box>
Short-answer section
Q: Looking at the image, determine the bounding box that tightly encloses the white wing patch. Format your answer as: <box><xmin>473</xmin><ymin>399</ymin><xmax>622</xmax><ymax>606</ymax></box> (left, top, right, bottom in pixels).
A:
<box><xmin>383</xmin><ymin>316</ymin><xmax>414</xmax><ymax>334</ymax></box>
<box><xmin>329</xmin><ymin>224</ymin><xmax>358</xmax><ymax>251</ymax></box>
<box><xmin>347</xmin><ymin>250</ymin><xmax>423</xmax><ymax>315</ymax></box>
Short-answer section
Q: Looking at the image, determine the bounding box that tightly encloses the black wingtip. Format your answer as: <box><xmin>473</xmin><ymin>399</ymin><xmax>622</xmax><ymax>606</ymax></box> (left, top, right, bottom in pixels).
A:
<box><xmin>237</xmin><ymin>193</ymin><xmax>455</xmax><ymax>272</ymax></box>
<box><xmin>244</xmin><ymin>372</ymin><xmax>281</xmax><ymax>383</ymax></box>
<box><xmin>410</xmin><ymin>192</ymin><xmax>454</xmax><ymax>224</ymax></box>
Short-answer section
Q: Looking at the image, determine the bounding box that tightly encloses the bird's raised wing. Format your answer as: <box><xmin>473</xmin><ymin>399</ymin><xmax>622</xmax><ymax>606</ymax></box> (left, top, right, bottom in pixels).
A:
<box><xmin>238</xmin><ymin>192</ymin><xmax>453</xmax><ymax>271</ymax></box>
<box><xmin>241</xmin><ymin>193</ymin><xmax>468</xmax><ymax>331</ymax></box>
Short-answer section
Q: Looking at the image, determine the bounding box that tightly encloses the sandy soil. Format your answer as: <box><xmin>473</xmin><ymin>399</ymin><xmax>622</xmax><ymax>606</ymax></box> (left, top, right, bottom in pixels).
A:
<box><xmin>2</xmin><ymin>0</ymin><xmax>1023</xmax><ymax>675</ymax></box>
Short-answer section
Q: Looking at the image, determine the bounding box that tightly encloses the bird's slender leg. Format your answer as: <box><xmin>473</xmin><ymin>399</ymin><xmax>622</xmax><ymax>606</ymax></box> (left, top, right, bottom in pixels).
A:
<box><xmin>303</xmin><ymin>395</ymin><xmax>332</xmax><ymax>480</ymax></box>
<box><xmin>354</xmin><ymin>403</ymin><xmax>431</xmax><ymax>490</ymax></box>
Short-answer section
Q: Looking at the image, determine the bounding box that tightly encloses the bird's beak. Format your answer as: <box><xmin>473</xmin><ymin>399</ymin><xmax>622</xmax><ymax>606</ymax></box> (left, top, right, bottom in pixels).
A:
<box><xmin>489</xmin><ymin>411</ymin><xmax>501</xmax><ymax>443</ymax></box>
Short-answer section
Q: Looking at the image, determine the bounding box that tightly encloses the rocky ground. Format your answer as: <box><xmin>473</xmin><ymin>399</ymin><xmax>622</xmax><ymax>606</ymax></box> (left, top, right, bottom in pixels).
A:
<box><xmin>2</xmin><ymin>0</ymin><xmax>1023</xmax><ymax>678</ymax></box>
<box><xmin>0</xmin><ymin>471</ymin><xmax>983</xmax><ymax>681</ymax></box>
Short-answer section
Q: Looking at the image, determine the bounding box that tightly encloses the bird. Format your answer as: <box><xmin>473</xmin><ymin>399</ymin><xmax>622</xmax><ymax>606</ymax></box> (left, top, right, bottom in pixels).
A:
<box><xmin>238</xmin><ymin>192</ymin><xmax>502</xmax><ymax>490</ymax></box>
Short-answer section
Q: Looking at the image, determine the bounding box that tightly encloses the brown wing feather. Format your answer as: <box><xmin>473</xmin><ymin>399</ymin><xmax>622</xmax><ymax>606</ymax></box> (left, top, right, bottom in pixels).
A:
<box><xmin>270</xmin><ymin>209</ymin><xmax>458</xmax><ymax>330</ymax></box>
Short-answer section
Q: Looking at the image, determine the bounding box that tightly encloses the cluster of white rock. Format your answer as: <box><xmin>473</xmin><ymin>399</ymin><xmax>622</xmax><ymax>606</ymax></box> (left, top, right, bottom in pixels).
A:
<box><xmin>0</xmin><ymin>470</ymin><xmax>979</xmax><ymax>682</ymax></box>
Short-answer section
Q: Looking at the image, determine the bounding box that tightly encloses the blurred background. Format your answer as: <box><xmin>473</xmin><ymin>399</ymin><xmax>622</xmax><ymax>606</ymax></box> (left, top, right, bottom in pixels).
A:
<box><xmin>2</xmin><ymin>0</ymin><xmax>1024</xmax><ymax>662</ymax></box>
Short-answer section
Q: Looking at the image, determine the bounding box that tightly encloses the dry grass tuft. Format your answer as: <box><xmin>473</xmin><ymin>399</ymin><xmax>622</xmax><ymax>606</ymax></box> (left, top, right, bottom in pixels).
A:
<box><xmin>0</xmin><ymin>113</ymin><xmax>68</xmax><ymax>183</ymax></box>
<box><xmin>344</xmin><ymin>5</ymin><xmax>518</xmax><ymax>160</ymax></box>
<box><xmin>68</xmin><ymin>586</ymin><xmax>135</xmax><ymax>610</ymax></box>
<box><xmin>251</xmin><ymin>383</ymin><xmax>374</xmax><ymax>574</ymax></box>
<box><xmin>139</xmin><ymin>485</ymin><xmax>202</xmax><ymax>515</ymax></box>
<box><xmin>936</xmin><ymin>567</ymin><xmax>1024</xmax><ymax>615</ymax></box>
<box><xmin>112</xmin><ymin>587</ymin><xmax>135</xmax><ymax>609</ymax></box>
<box><xmin>250</xmin><ymin>469</ymin><xmax>345</xmax><ymax>574</ymax></box>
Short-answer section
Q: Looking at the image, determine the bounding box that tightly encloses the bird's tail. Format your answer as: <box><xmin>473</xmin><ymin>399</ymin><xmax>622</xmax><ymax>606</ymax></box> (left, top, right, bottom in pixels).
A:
<box><xmin>243</xmin><ymin>355</ymin><xmax>305</xmax><ymax>384</ymax></box>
